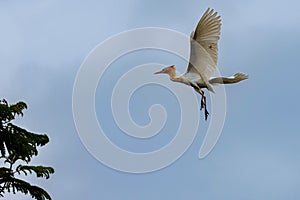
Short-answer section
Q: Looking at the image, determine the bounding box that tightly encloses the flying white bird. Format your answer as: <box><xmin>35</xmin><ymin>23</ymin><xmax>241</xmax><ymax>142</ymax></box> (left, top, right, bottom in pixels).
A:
<box><xmin>154</xmin><ymin>8</ymin><xmax>248</xmax><ymax>120</ymax></box>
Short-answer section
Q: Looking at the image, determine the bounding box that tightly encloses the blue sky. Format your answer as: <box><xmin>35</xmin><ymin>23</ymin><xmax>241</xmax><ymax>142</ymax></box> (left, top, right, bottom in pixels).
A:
<box><xmin>1</xmin><ymin>0</ymin><xmax>300</xmax><ymax>199</ymax></box>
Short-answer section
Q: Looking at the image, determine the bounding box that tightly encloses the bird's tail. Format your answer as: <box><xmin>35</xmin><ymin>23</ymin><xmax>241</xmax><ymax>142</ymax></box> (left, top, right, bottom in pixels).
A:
<box><xmin>209</xmin><ymin>73</ymin><xmax>248</xmax><ymax>85</ymax></box>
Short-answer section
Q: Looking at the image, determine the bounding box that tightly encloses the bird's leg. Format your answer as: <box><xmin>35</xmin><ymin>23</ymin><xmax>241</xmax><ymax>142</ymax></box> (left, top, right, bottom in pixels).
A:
<box><xmin>190</xmin><ymin>83</ymin><xmax>209</xmax><ymax>120</ymax></box>
<box><xmin>200</xmin><ymin>92</ymin><xmax>205</xmax><ymax>110</ymax></box>
<box><xmin>198</xmin><ymin>87</ymin><xmax>205</xmax><ymax>110</ymax></box>
<box><xmin>198</xmin><ymin>88</ymin><xmax>209</xmax><ymax>120</ymax></box>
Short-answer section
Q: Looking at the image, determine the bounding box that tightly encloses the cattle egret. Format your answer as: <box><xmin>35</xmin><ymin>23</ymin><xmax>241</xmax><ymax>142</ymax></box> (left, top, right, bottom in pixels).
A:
<box><xmin>154</xmin><ymin>8</ymin><xmax>248</xmax><ymax>120</ymax></box>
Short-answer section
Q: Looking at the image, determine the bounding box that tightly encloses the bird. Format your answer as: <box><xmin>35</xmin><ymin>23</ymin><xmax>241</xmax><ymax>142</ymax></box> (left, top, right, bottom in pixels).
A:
<box><xmin>154</xmin><ymin>8</ymin><xmax>248</xmax><ymax>120</ymax></box>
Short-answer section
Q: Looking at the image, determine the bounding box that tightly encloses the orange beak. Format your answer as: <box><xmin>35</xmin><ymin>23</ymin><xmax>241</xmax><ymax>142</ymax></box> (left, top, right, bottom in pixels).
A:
<box><xmin>154</xmin><ymin>70</ymin><xmax>163</xmax><ymax>74</ymax></box>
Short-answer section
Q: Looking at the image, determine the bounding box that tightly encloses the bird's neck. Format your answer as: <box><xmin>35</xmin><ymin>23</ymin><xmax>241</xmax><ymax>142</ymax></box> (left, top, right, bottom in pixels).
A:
<box><xmin>168</xmin><ymin>69</ymin><xmax>178</xmax><ymax>81</ymax></box>
<box><xmin>168</xmin><ymin>70</ymin><xmax>184</xmax><ymax>83</ymax></box>
<box><xmin>168</xmin><ymin>70</ymin><xmax>190</xmax><ymax>85</ymax></box>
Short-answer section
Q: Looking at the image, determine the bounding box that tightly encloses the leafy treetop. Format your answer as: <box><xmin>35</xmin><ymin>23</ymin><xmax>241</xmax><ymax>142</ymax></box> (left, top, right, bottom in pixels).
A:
<box><xmin>0</xmin><ymin>99</ymin><xmax>54</xmax><ymax>200</ymax></box>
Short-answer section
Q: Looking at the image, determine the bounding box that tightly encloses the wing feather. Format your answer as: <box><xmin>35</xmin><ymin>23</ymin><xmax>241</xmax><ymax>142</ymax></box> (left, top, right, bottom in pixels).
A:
<box><xmin>187</xmin><ymin>8</ymin><xmax>222</xmax><ymax>84</ymax></box>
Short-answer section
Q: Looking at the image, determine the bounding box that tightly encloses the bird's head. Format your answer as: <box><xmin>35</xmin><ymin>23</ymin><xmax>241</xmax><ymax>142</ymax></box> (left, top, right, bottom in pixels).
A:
<box><xmin>154</xmin><ymin>65</ymin><xmax>175</xmax><ymax>75</ymax></box>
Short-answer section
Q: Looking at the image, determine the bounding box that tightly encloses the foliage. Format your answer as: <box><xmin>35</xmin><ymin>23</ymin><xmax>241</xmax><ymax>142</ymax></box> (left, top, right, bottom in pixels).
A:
<box><xmin>0</xmin><ymin>99</ymin><xmax>54</xmax><ymax>200</ymax></box>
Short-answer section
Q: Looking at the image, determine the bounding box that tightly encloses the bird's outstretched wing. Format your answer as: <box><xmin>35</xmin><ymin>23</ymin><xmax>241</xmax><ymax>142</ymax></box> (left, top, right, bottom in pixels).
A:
<box><xmin>187</xmin><ymin>8</ymin><xmax>221</xmax><ymax>88</ymax></box>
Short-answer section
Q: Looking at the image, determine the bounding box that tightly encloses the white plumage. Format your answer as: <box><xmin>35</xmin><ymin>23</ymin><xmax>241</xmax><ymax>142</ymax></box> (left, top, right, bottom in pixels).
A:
<box><xmin>154</xmin><ymin>8</ymin><xmax>248</xmax><ymax>120</ymax></box>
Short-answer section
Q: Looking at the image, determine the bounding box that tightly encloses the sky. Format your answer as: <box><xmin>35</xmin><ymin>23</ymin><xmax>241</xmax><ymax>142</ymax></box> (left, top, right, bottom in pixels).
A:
<box><xmin>1</xmin><ymin>0</ymin><xmax>300</xmax><ymax>199</ymax></box>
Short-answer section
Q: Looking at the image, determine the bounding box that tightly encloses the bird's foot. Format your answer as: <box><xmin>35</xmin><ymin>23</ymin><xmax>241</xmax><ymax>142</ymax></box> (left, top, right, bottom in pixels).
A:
<box><xmin>204</xmin><ymin>108</ymin><xmax>209</xmax><ymax>120</ymax></box>
<box><xmin>199</xmin><ymin>92</ymin><xmax>209</xmax><ymax>120</ymax></box>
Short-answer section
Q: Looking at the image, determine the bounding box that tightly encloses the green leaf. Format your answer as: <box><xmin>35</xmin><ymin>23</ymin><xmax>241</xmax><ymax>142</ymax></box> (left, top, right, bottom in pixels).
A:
<box><xmin>0</xmin><ymin>99</ymin><xmax>54</xmax><ymax>199</ymax></box>
<box><xmin>1</xmin><ymin>177</ymin><xmax>52</xmax><ymax>200</ymax></box>
<box><xmin>4</xmin><ymin>123</ymin><xmax>49</xmax><ymax>163</ymax></box>
<box><xmin>9</xmin><ymin>101</ymin><xmax>27</xmax><ymax>117</ymax></box>
<box><xmin>16</xmin><ymin>165</ymin><xmax>54</xmax><ymax>179</ymax></box>
<box><xmin>0</xmin><ymin>138</ymin><xmax>5</xmax><ymax>157</ymax></box>
<box><xmin>0</xmin><ymin>167</ymin><xmax>13</xmax><ymax>179</ymax></box>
